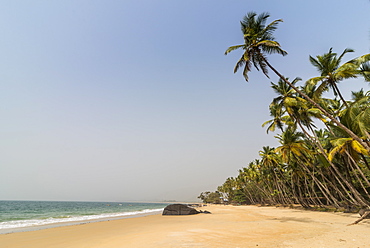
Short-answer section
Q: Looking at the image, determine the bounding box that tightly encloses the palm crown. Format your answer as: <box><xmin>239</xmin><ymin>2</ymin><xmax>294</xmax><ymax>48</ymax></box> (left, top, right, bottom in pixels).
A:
<box><xmin>225</xmin><ymin>12</ymin><xmax>287</xmax><ymax>81</ymax></box>
<box><xmin>308</xmin><ymin>48</ymin><xmax>370</xmax><ymax>106</ymax></box>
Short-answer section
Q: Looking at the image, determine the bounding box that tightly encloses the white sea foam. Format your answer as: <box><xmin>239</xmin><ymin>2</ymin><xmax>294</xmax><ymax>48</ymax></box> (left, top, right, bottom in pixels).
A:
<box><xmin>0</xmin><ymin>208</ymin><xmax>164</xmax><ymax>231</ymax></box>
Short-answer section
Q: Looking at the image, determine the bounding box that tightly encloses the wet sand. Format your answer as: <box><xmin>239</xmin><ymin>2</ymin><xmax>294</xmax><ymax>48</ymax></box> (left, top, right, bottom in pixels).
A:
<box><xmin>1</xmin><ymin>205</ymin><xmax>370</xmax><ymax>248</ymax></box>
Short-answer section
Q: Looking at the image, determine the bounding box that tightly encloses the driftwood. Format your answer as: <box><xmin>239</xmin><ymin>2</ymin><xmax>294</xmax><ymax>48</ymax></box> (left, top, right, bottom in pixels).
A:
<box><xmin>348</xmin><ymin>209</ymin><xmax>370</xmax><ymax>225</ymax></box>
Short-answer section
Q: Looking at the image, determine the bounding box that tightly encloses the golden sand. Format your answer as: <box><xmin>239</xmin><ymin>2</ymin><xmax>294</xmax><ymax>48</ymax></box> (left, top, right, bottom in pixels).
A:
<box><xmin>1</xmin><ymin>205</ymin><xmax>370</xmax><ymax>248</ymax></box>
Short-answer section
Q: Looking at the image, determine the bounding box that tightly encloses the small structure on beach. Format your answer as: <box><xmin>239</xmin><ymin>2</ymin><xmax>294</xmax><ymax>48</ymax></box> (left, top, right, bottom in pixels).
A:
<box><xmin>162</xmin><ymin>204</ymin><xmax>199</xmax><ymax>215</ymax></box>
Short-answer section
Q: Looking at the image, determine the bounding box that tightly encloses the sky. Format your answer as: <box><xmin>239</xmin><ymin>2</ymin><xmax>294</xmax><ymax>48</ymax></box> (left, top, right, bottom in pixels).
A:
<box><xmin>1</xmin><ymin>0</ymin><xmax>370</xmax><ymax>202</ymax></box>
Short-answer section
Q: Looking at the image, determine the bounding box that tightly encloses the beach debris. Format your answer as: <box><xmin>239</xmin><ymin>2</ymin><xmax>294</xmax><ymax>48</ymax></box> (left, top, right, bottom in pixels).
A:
<box><xmin>162</xmin><ymin>204</ymin><xmax>200</xmax><ymax>215</ymax></box>
<box><xmin>348</xmin><ymin>208</ymin><xmax>370</xmax><ymax>225</ymax></box>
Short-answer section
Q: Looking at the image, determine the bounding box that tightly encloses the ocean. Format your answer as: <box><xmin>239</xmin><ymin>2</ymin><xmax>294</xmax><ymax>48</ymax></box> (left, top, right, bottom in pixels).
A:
<box><xmin>0</xmin><ymin>200</ymin><xmax>169</xmax><ymax>234</ymax></box>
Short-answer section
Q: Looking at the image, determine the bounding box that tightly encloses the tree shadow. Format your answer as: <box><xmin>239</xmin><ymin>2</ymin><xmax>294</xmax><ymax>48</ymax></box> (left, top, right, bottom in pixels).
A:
<box><xmin>270</xmin><ymin>217</ymin><xmax>313</xmax><ymax>223</ymax></box>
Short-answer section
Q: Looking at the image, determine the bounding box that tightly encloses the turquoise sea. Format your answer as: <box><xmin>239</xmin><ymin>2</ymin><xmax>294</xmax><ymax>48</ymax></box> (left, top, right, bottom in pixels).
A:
<box><xmin>0</xmin><ymin>201</ymin><xmax>168</xmax><ymax>234</ymax></box>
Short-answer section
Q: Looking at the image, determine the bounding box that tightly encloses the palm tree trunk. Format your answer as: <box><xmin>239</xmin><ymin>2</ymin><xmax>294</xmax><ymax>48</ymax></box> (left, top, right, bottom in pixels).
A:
<box><xmin>361</xmin><ymin>154</ymin><xmax>370</xmax><ymax>170</ymax></box>
<box><xmin>243</xmin><ymin>187</ymin><xmax>257</xmax><ymax>205</ymax></box>
<box><xmin>332</xmin><ymin>83</ymin><xmax>349</xmax><ymax>108</ymax></box>
<box><xmin>298</xmin><ymin>159</ymin><xmax>341</xmax><ymax>208</ymax></box>
<box><xmin>293</xmin><ymin>121</ymin><xmax>341</xmax><ymax>207</ymax></box>
<box><xmin>345</xmin><ymin>150</ymin><xmax>370</xmax><ymax>188</ymax></box>
<box><xmin>276</xmin><ymin>168</ymin><xmax>295</xmax><ymax>204</ymax></box>
<box><xmin>289</xmin><ymin>113</ymin><xmax>349</xmax><ymax>207</ymax></box>
<box><xmin>273</xmin><ymin>171</ymin><xmax>292</xmax><ymax>204</ymax></box>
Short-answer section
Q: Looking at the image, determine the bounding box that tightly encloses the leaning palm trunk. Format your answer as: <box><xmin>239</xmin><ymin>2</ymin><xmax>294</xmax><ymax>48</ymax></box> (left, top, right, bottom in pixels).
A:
<box><xmin>345</xmin><ymin>150</ymin><xmax>370</xmax><ymax>188</ymax></box>
<box><xmin>275</xmin><ymin>168</ymin><xmax>295</xmax><ymax>204</ymax></box>
<box><xmin>293</xmin><ymin>120</ymin><xmax>342</xmax><ymax>207</ymax></box>
<box><xmin>360</xmin><ymin>154</ymin><xmax>370</xmax><ymax>170</ymax></box>
<box><xmin>297</xmin><ymin>159</ymin><xmax>341</xmax><ymax>208</ymax></box>
<box><xmin>332</xmin><ymin>83</ymin><xmax>349</xmax><ymax>108</ymax></box>
<box><xmin>310</xmin><ymin>179</ymin><xmax>326</xmax><ymax>207</ymax></box>
<box><xmin>242</xmin><ymin>187</ymin><xmax>257</xmax><ymax>205</ymax></box>
<box><xmin>308</xmin><ymin>126</ymin><xmax>368</xmax><ymax>206</ymax></box>
<box><xmin>262</xmin><ymin>58</ymin><xmax>370</xmax><ymax>154</ymax></box>
<box><xmin>273</xmin><ymin>171</ymin><xmax>293</xmax><ymax>204</ymax></box>
<box><xmin>345</xmin><ymin>152</ymin><xmax>370</xmax><ymax>198</ymax></box>
<box><xmin>255</xmin><ymin>182</ymin><xmax>274</xmax><ymax>204</ymax></box>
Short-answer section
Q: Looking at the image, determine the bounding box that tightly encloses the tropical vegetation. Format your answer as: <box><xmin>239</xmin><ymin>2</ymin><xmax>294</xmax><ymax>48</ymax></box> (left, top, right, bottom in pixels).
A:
<box><xmin>200</xmin><ymin>12</ymin><xmax>370</xmax><ymax>212</ymax></box>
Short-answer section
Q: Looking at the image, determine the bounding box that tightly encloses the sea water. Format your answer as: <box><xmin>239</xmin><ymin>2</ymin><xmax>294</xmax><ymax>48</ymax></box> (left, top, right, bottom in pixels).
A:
<box><xmin>0</xmin><ymin>201</ymin><xmax>168</xmax><ymax>234</ymax></box>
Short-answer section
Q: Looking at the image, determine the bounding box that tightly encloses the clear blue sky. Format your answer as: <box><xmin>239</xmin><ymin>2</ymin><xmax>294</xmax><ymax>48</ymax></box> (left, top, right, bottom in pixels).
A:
<box><xmin>1</xmin><ymin>0</ymin><xmax>369</xmax><ymax>202</ymax></box>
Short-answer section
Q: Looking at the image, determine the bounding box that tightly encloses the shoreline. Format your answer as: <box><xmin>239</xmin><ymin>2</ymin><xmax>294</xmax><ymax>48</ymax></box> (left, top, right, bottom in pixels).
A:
<box><xmin>1</xmin><ymin>205</ymin><xmax>370</xmax><ymax>247</ymax></box>
<box><xmin>0</xmin><ymin>209</ymin><xmax>163</xmax><ymax>235</ymax></box>
<box><xmin>0</xmin><ymin>201</ymin><xmax>173</xmax><ymax>235</ymax></box>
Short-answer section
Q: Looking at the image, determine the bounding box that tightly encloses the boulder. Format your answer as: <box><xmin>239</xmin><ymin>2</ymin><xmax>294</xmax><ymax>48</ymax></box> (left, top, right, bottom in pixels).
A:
<box><xmin>162</xmin><ymin>204</ymin><xmax>199</xmax><ymax>215</ymax></box>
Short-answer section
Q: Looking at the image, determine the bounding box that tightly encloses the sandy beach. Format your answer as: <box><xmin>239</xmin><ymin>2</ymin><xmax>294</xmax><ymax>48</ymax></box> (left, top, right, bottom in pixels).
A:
<box><xmin>1</xmin><ymin>205</ymin><xmax>370</xmax><ymax>248</ymax></box>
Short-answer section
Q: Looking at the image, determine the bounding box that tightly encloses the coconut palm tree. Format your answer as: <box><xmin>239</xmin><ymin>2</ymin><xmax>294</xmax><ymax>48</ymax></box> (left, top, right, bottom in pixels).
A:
<box><xmin>340</xmin><ymin>91</ymin><xmax>370</xmax><ymax>142</ymax></box>
<box><xmin>270</xmin><ymin>77</ymin><xmax>305</xmax><ymax>117</ymax></box>
<box><xmin>259</xmin><ymin>146</ymin><xmax>293</xmax><ymax>204</ymax></box>
<box><xmin>262</xmin><ymin>103</ymin><xmax>291</xmax><ymax>133</ymax></box>
<box><xmin>308</xmin><ymin>48</ymin><xmax>370</xmax><ymax>107</ymax></box>
<box><xmin>225</xmin><ymin>12</ymin><xmax>287</xmax><ymax>81</ymax></box>
<box><xmin>225</xmin><ymin>11</ymin><xmax>370</xmax><ymax>153</ymax></box>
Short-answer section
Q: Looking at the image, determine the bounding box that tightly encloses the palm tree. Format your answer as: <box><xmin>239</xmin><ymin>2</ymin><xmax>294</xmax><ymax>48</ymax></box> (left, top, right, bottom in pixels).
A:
<box><xmin>340</xmin><ymin>91</ymin><xmax>370</xmax><ymax>142</ymax></box>
<box><xmin>270</xmin><ymin>77</ymin><xmax>304</xmax><ymax>117</ymax></box>
<box><xmin>262</xmin><ymin>103</ymin><xmax>290</xmax><ymax>133</ymax></box>
<box><xmin>225</xmin><ymin>12</ymin><xmax>287</xmax><ymax>81</ymax></box>
<box><xmin>225</xmin><ymin>11</ymin><xmax>370</xmax><ymax>153</ymax></box>
<box><xmin>351</xmin><ymin>89</ymin><xmax>366</xmax><ymax>102</ymax></box>
<box><xmin>259</xmin><ymin>146</ymin><xmax>293</xmax><ymax>204</ymax></box>
<box><xmin>308</xmin><ymin>48</ymin><xmax>370</xmax><ymax>107</ymax></box>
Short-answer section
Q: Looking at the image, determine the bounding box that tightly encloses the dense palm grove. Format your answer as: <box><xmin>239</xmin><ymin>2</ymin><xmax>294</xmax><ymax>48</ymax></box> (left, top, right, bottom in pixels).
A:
<box><xmin>200</xmin><ymin>12</ymin><xmax>370</xmax><ymax>210</ymax></box>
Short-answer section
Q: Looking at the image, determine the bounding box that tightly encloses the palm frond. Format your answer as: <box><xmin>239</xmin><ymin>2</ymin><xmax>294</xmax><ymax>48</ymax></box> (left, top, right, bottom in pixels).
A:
<box><xmin>337</xmin><ymin>48</ymin><xmax>354</xmax><ymax>62</ymax></box>
<box><xmin>347</xmin><ymin>53</ymin><xmax>370</xmax><ymax>66</ymax></box>
<box><xmin>256</xmin><ymin>53</ymin><xmax>269</xmax><ymax>77</ymax></box>
<box><xmin>327</xmin><ymin>123</ymin><xmax>349</xmax><ymax>137</ymax></box>
<box><xmin>255</xmin><ymin>12</ymin><xmax>270</xmax><ymax>30</ymax></box>
<box><xmin>328</xmin><ymin>145</ymin><xmax>342</xmax><ymax>161</ymax></box>
<box><xmin>242</xmin><ymin>59</ymin><xmax>252</xmax><ymax>81</ymax></box>
<box><xmin>262</xmin><ymin>119</ymin><xmax>273</xmax><ymax>127</ymax></box>
<box><xmin>359</xmin><ymin>62</ymin><xmax>370</xmax><ymax>81</ymax></box>
<box><xmin>225</xmin><ymin>44</ymin><xmax>245</xmax><ymax>55</ymax></box>
<box><xmin>234</xmin><ymin>56</ymin><xmax>246</xmax><ymax>73</ymax></box>
<box><xmin>241</xmin><ymin>12</ymin><xmax>258</xmax><ymax>33</ymax></box>
<box><xmin>291</xmin><ymin>77</ymin><xmax>302</xmax><ymax>84</ymax></box>
<box><xmin>334</xmin><ymin>62</ymin><xmax>358</xmax><ymax>80</ymax></box>
<box><xmin>284</xmin><ymin>97</ymin><xmax>299</xmax><ymax>107</ymax></box>
<box><xmin>262</xmin><ymin>18</ymin><xmax>283</xmax><ymax>36</ymax></box>
<box><xmin>259</xmin><ymin>40</ymin><xmax>287</xmax><ymax>56</ymax></box>
<box><xmin>306</xmin><ymin>76</ymin><xmax>324</xmax><ymax>87</ymax></box>
<box><xmin>351</xmin><ymin>140</ymin><xmax>369</xmax><ymax>155</ymax></box>
<box><xmin>309</xmin><ymin>56</ymin><xmax>323</xmax><ymax>71</ymax></box>
<box><xmin>313</xmin><ymin>81</ymin><xmax>329</xmax><ymax>100</ymax></box>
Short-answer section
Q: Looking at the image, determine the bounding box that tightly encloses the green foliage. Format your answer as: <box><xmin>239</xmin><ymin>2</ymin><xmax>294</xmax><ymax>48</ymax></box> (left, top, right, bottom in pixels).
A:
<box><xmin>198</xmin><ymin>191</ymin><xmax>223</xmax><ymax>204</ymax></box>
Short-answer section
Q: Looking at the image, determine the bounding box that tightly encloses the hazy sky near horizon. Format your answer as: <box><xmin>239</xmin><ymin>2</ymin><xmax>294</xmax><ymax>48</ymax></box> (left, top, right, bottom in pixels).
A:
<box><xmin>1</xmin><ymin>0</ymin><xmax>370</xmax><ymax>202</ymax></box>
